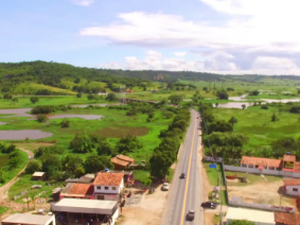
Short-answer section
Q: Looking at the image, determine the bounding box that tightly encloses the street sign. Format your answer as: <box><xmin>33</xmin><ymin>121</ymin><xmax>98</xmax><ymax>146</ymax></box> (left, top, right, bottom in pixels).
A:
<box><xmin>209</xmin><ymin>164</ymin><xmax>217</xmax><ymax>169</ymax></box>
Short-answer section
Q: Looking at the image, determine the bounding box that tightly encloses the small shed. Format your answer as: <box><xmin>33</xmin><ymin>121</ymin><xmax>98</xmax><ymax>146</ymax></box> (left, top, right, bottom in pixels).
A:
<box><xmin>32</xmin><ymin>172</ymin><xmax>46</xmax><ymax>180</ymax></box>
<box><xmin>283</xmin><ymin>179</ymin><xmax>300</xmax><ymax>196</ymax></box>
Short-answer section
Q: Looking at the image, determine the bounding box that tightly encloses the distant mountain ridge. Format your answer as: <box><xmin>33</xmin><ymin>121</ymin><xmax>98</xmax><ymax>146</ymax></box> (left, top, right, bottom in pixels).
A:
<box><xmin>1</xmin><ymin>60</ymin><xmax>300</xmax><ymax>95</ymax></box>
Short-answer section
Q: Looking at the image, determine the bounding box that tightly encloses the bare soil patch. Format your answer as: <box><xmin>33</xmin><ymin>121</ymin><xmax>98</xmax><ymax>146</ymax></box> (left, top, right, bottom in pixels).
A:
<box><xmin>96</xmin><ymin>126</ymin><xmax>149</xmax><ymax>138</ymax></box>
<box><xmin>117</xmin><ymin>185</ymin><xmax>168</xmax><ymax>225</ymax></box>
<box><xmin>227</xmin><ymin>180</ymin><xmax>296</xmax><ymax>207</ymax></box>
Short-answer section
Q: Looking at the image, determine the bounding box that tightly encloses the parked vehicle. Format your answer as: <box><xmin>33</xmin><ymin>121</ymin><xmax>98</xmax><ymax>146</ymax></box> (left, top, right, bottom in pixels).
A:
<box><xmin>201</xmin><ymin>201</ymin><xmax>217</xmax><ymax>209</ymax></box>
<box><xmin>161</xmin><ymin>182</ymin><xmax>169</xmax><ymax>191</ymax></box>
<box><xmin>180</xmin><ymin>173</ymin><xmax>186</xmax><ymax>179</ymax></box>
<box><xmin>186</xmin><ymin>210</ymin><xmax>195</xmax><ymax>221</ymax></box>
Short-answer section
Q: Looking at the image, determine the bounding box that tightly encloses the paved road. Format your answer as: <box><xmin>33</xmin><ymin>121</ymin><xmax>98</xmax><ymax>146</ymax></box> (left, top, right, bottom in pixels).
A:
<box><xmin>161</xmin><ymin>109</ymin><xmax>204</xmax><ymax>225</ymax></box>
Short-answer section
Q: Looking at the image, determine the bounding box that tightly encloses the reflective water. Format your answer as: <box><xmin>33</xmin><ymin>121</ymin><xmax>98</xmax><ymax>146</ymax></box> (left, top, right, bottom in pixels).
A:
<box><xmin>0</xmin><ymin>130</ymin><xmax>53</xmax><ymax>140</ymax></box>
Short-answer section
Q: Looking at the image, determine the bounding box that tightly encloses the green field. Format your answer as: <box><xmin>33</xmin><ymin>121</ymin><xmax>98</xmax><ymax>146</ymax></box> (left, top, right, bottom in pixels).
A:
<box><xmin>212</xmin><ymin>105</ymin><xmax>300</xmax><ymax>149</ymax></box>
<box><xmin>0</xmin><ymin>96</ymin><xmax>112</xmax><ymax>109</ymax></box>
<box><xmin>0</xmin><ymin>206</ymin><xmax>9</xmax><ymax>215</ymax></box>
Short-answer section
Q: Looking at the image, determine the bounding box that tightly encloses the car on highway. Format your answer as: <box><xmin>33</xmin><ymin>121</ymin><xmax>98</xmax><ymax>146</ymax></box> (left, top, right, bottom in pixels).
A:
<box><xmin>161</xmin><ymin>182</ymin><xmax>169</xmax><ymax>191</ymax></box>
<box><xmin>186</xmin><ymin>210</ymin><xmax>195</xmax><ymax>221</ymax></box>
<box><xmin>201</xmin><ymin>201</ymin><xmax>217</xmax><ymax>209</ymax></box>
<box><xmin>180</xmin><ymin>173</ymin><xmax>186</xmax><ymax>179</ymax></box>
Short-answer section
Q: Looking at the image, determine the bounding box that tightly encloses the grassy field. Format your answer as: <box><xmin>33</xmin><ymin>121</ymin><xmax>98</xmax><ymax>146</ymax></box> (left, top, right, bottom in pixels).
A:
<box><xmin>212</xmin><ymin>105</ymin><xmax>300</xmax><ymax>149</ymax></box>
<box><xmin>14</xmin><ymin>82</ymin><xmax>77</xmax><ymax>95</ymax></box>
<box><xmin>204</xmin><ymin>162</ymin><xmax>223</xmax><ymax>186</ymax></box>
<box><xmin>0</xmin><ymin>96</ymin><xmax>112</xmax><ymax>109</ymax></box>
<box><xmin>0</xmin><ymin>150</ymin><xmax>28</xmax><ymax>186</ymax></box>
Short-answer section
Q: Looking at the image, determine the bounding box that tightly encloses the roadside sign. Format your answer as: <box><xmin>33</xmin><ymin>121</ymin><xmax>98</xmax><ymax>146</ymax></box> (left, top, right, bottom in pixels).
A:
<box><xmin>191</xmin><ymin>106</ymin><xmax>193</xmax><ymax>109</ymax></box>
<box><xmin>209</xmin><ymin>164</ymin><xmax>217</xmax><ymax>169</ymax></box>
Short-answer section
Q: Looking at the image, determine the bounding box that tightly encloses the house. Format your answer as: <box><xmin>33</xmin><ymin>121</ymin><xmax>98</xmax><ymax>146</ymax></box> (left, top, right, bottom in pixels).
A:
<box><xmin>274</xmin><ymin>211</ymin><xmax>300</xmax><ymax>225</ymax></box>
<box><xmin>283</xmin><ymin>179</ymin><xmax>300</xmax><ymax>196</ymax></box>
<box><xmin>1</xmin><ymin>213</ymin><xmax>56</xmax><ymax>225</ymax></box>
<box><xmin>65</xmin><ymin>173</ymin><xmax>95</xmax><ymax>184</ymax></box>
<box><xmin>110</xmin><ymin>155</ymin><xmax>135</xmax><ymax>170</ymax></box>
<box><xmin>93</xmin><ymin>172</ymin><xmax>124</xmax><ymax>201</ymax></box>
<box><xmin>224</xmin><ymin>207</ymin><xmax>275</xmax><ymax>225</ymax></box>
<box><xmin>32</xmin><ymin>171</ymin><xmax>46</xmax><ymax>180</ymax></box>
<box><xmin>97</xmin><ymin>92</ymin><xmax>107</xmax><ymax>96</ymax></box>
<box><xmin>52</xmin><ymin>198</ymin><xmax>119</xmax><ymax>225</ymax></box>
<box><xmin>283</xmin><ymin>155</ymin><xmax>300</xmax><ymax>173</ymax></box>
<box><xmin>60</xmin><ymin>183</ymin><xmax>94</xmax><ymax>200</ymax></box>
<box><xmin>240</xmin><ymin>156</ymin><xmax>282</xmax><ymax>170</ymax></box>
<box><xmin>125</xmin><ymin>89</ymin><xmax>133</xmax><ymax>93</ymax></box>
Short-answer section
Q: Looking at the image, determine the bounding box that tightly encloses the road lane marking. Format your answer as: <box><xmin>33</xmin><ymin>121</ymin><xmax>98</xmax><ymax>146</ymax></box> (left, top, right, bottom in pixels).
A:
<box><xmin>180</xmin><ymin>113</ymin><xmax>197</xmax><ymax>225</ymax></box>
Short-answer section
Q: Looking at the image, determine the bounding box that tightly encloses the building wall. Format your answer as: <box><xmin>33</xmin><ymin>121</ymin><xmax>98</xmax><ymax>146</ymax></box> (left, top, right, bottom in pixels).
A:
<box><xmin>226</xmin><ymin>219</ymin><xmax>274</xmax><ymax>225</ymax></box>
<box><xmin>94</xmin><ymin>179</ymin><xmax>124</xmax><ymax>194</ymax></box>
<box><xmin>285</xmin><ymin>185</ymin><xmax>300</xmax><ymax>196</ymax></box>
<box><xmin>111</xmin><ymin>208</ymin><xmax>119</xmax><ymax>225</ymax></box>
<box><xmin>59</xmin><ymin>195</ymin><xmax>93</xmax><ymax>200</ymax></box>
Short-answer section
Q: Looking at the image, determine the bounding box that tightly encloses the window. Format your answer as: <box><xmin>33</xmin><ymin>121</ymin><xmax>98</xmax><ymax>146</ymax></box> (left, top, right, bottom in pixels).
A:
<box><xmin>293</xmin><ymin>188</ymin><xmax>298</xmax><ymax>192</ymax></box>
<box><xmin>97</xmin><ymin>186</ymin><xmax>101</xmax><ymax>190</ymax></box>
<box><xmin>105</xmin><ymin>186</ymin><xmax>109</xmax><ymax>190</ymax></box>
<box><xmin>112</xmin><ymin>187</ymin><xmax>117</xmax><ymax>190</ymax></box>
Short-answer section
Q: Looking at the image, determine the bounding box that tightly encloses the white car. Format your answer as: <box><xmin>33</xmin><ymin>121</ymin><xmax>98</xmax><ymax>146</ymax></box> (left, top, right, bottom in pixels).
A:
<box><xmin>162</xmin><ymin>182</ymin><xmax>169</xmax><ymax>191</ymax></box>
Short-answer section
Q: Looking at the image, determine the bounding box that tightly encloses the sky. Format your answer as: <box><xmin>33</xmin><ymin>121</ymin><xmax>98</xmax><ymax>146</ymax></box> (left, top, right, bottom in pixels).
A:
<box><xmin>1</xmin><ymin>0</ymin><xmax>300</xmax><ymax>75</ymax></box>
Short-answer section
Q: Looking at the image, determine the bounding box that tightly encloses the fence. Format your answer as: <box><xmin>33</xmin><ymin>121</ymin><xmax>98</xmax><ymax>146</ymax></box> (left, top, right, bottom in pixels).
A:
<box><xmin>229</xmin><ymin>196</ymin><xmax>296</xmax><ymax>213</ymax></box>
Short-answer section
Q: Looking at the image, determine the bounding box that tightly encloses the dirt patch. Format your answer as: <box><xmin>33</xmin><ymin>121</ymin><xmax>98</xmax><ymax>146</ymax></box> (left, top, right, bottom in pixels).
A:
<box><xmin>117</xmin><ymin>185</ymin><xmax>168</xmax><ymax>225</ymax></box>
<box><xmin>13</xmin><ymin>142</ymin><xmax>55</xmax><ymax>151</ymax></box>
<box><xmin>227</xmin><ymin>180</ymin><xmax>296</xmax><ymax>207</ymax></box>
<box><xmin>95</xmin><ymin>126</ymin><xmax>149</xmax><ymax>138</ymax></box>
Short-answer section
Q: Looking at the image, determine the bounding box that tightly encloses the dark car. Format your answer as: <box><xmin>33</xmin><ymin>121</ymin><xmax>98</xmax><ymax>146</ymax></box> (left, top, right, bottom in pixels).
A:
<box><xmin>180</xmin><ymin>173</ymin><xmax>186</xmax><ymax>179</ymax></box>
<box><xmin>201</xmin><ymin>201</ymin><xmax>217</xmax><ymax>209</ymax></box>
<box><xmin>186</xmin><ymin>210</ymin><xmax>195</xmax><ymax>221</ymax></box>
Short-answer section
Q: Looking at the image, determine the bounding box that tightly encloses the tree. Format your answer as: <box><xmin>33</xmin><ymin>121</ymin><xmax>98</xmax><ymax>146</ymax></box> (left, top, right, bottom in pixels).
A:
<box><xmin>40</xmin><ymin>154</ymin><xmax>62</xmax><ymax>177</ymax></box>
<box><xmin>60</xmin><ymin>119</ymin><xmax>70</xmax><ymax>128</ymax></box>
<box><xmin>3</xmin><ymin>93</ymin><xmax>12</xmax><ymax>100</ymax></box>
<box><xmin>216</xmin><ymin>90</ymin><xmax>228</xmax><ymax>100</ymax></box>
<box><xmin>169</xmin><ymin>94</ymin><xmax>183</xmax><ymax>105</ymax></box>
<box><xmin>84</xmin><ymin>154</ymin><xmax>113</xmax><ymax>173</ymax></box>
<box><xmin>61</xmin><ymin>155</ymin><xmax>84</xmax><ymax>177</ymax></box>
<box><xmin>106</xmin><ymin>93</ymin><xmax>118</xmax><ymax>101</ymax></box>
<box><xmin>69</xmin><ymin>132</ymin><xmax>95</xmax><ymax>153</ymax></box>
<box><xmin>150</xmin><ymin>150</ymin><xmax>173</xmax><ymax>178</ymax></box>
<box><xmin>37</xmin><ymin>114</ymin><xmax>48</xmax><ymax>123</ymax></box>
<box><xmin>215</xmin><ymin>102</ymin><xmax>219</xmax><ymax>107</ymax></box>
<box><xmin>25</xmin><ymin>159</ymin><xmax>42</xmax><ymax>174</ymax></box>
<box><xmin>249</xmin><ymin>90</ymin><xmax>259</xmax><ymax>96</ymax></box>
<box><xmin>228</xmin><ymin>116</ymin><xmax>238</xmax><ymax>125</ymax></box>
<box><xmin>30</xmin><ymin>97</ymin><xmax>39</xmax><ymax>104</ymax></box>
<box><xmin>12</xmin><ymin>98</ymin><xmax>18</xmax><ymax>104</ymax></box>
<box><xmin>241</xmin><ymin>104</ymin><xmax>246</xmax><ymax>110</ymax></box>
<box><xmin>96</xmin><ymin>138</ymin><xmax>114</xmax><ymax>156</ymax></box>
<box><xmin>271</xmin><ymin>113</ymin><xmax>277</xmax><ymax>122</ymax></box>
<box><xmin>228</xmin><ymin>220</ymin><xmax>255</xmax><ymax>225</ymax></box>
<box><xmin>116</xmin><ymin>136</ymin><xmax>143</xmax><ymax>154</ymax></box>
<box><xmin>76</xmin><ymin>92</ymin><xmax>82</xmax><ymax>98</ymax></box>
<box><xmin>87</xmin><ymin>94</ymin><xmax>95</xmax><ymax>100</ymax></box>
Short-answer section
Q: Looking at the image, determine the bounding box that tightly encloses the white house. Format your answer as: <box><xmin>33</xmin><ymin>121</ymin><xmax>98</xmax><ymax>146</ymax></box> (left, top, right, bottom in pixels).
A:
<box><xmin>2</xmin><ymin>213</ymin><xmax>56</xmax><ymax>225</ymax></box>
<box><xmin>93</xmin><ymin>172</ymin><xmax>124</xmax><ymax>201</ymax></box>
<box><xmin>283</xmin><ymin>179</ymin><xmax>300</xmax><ymax>196</ymax></box>
<box><xmin>224</xmin><ymin>207</ymin><xmax>275</xmax><ymax>225</ymax></box>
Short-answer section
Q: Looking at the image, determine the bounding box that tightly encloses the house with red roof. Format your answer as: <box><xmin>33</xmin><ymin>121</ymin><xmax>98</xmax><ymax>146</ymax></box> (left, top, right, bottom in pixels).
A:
<box><xmin>60</xmin><ymin>183</ymin><xmax>95</xmax><ymax>200</ymax></box>
<box><xmin>274</xmin><ymin>211</ymin><xmax>300</xmax><ymax>225</ymax></box>
<box><xmin>93</xmin><ymin>172</ymin><xmax>124</xmax><ymax>201</ymax></box>
<box><xmin>240</xmin><ymin>156</ymin><xmax>282</xmax><ymax>170</ymax></box>
<box><xmin>110</xmin><ymin>155</ymin><xmax>135</xmax><ymax>170</ymax></box>
<box><xmin>283</xmin><ymin>179</ymin><xmax>300</xmax><ymax>196</ymax></box>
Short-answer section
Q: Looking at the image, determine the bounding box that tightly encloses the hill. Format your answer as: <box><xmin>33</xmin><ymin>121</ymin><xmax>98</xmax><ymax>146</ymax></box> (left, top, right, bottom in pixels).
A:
<box><xmin>1</xmin><ymin>60</ymin><xmax>300</xmax><ymax>95</ymax></box>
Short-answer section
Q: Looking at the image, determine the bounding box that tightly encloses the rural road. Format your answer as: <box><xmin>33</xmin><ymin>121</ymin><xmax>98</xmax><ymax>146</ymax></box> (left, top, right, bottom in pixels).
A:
<box><xmin>160</xmin><ymin>109</ymin><xmax>204</xmax><ymax>225</ymax></box>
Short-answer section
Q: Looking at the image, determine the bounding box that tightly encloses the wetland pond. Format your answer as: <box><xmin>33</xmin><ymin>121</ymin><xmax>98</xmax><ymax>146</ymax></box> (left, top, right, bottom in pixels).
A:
<box><xmin>0</xmin><ymin>130</ymin><xmax>53</xmax><ymax>140</ymax></box>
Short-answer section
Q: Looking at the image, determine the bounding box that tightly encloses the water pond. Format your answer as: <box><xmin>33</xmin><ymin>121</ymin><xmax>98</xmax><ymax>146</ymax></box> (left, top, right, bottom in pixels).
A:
<box><xmin>0</xmin><ymin>130</ymin><xmax>53</xmax><ymax>140</ymax></box>
<box><xmin>0</xmin><ymin>122</ymin><xmax>7</xmax><ymax>126</ymax></box>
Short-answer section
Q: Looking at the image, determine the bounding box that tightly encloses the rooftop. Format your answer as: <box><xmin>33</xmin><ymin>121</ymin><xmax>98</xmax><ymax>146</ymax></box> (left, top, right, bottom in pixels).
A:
<box><xmin>68</xmin><ymin>183</ymin><xmax>94</xmax><ymax>196</ymax></box>
<box><xmin>241</xmin><ymin>156</ymin><xmax>282</xmax><ymax>168</ymax></box>
<box><xmin>295</xmin><ymin>162</ymin><xmax>300</xmax><ymax>171</ymax></box>
<box><xmin>110</xmin><ymin>155</ymin><xmax>135</xmax><ymax>167</ymax></box>
<box><xmin>52</xmin><ymin>198</ymin><xmax>118</xmax><ymax>215</ymax></box>
<box><xmin>225</xmin><ymin>207</ymin><xmax>274</xmax><ymax>224</ymax></box>
<box><xmin>283</xmin><ymin>179</ymin><xmax>300</xmax><ymax>186</ymax></box>
<box><xmin>2</xmin><ymin>213</ymin><xmax>54</xmax><ymax>225</ymax></box>
<box><xmin>283</xmin><ymin>155</ymin><xmax>296</xmax><ymax>162</ymax></box>
<box><xmin>93</xmin><ymin>172</ymin><xmax>124</xmax><ymax>186</ymax></box>
<box><xmin>274</xmin><ymin>212</ymin><xmax>300</xmax><ymax>225</ymax></box>
<box><xmin>32</xmin><ymin>171</ymin><xmax>45</xmax><ymax>177</ymax></box>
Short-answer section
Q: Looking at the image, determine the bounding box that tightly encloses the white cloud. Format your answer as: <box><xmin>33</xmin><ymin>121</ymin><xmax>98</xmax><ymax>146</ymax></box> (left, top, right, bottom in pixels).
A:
<box><xmin>69</xmin><ymin>0</ymin><xmax>95</xmax><ymax>6</ymax></box>
<box><xmin>173</xmin><ymin>52</ymin><xmax>187</xmax><ymax>57</ymax></box>
<box><xmin>204</xmin><ymin>51</ymin><xmax>237</xmax><ymax>71</ymax></box>
<box><xmin>252</xmin><ymin>57</ymin><xmax>298</xmax><ymax>71</ymax></box>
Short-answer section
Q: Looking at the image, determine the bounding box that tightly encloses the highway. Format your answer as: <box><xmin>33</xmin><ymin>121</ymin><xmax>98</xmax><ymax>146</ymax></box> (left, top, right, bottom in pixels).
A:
<box><xmin>160</xmin><ymin>109</ymin><xmax>204</xmax><ymax>225</ymax></box>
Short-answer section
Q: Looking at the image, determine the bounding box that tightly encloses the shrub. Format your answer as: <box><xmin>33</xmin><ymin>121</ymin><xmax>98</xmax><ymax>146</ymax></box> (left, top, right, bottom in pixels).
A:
<box><xmin>60</xmin><ymin>119</ymin><xmax>70</xmax><ymax>128</ymax></box>
<box><xmin>37</xmin><ymin>114</ymin><xmax>48</xmax><ymax>123</ymax></box>
<box><xmin>261</xmin><ymin>105</ymin><xmax>268</xmax><ymax>110</ymax></box>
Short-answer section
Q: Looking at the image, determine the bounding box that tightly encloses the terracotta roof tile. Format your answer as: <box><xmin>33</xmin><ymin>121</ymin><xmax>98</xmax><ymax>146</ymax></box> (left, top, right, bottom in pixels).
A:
<box><xmin>241</xmin><ymin>156</ymin><xmax>282</xmax><ymax>168</ymax></box>
<box><xmin>284</xmin><ymin>155</ymin><xmax>296</xmax><ymax>162</ymax></box>
<box><xmin>117</xmin><ymin>155</ymin><xmax>134</xmax><ymax>163</ymax></box>
<box><xmin>295</xmin><ymin>162</ymin><xmax>300</xmax><ymax>171</ymax></box>
<box><xmin>274</xmin><ymin>212</ymin><xmax>300</xmax><ymax>225</ymax></box>
<box><xmin>110</xmin><ymin>158</ymin><xmax>130</xmax><ymax>167</ymax></box>
<box><xmin>283</xmin><ymin>179</ymin><xmax>300</xmax><ymax>186</ymax></box>
<box><xmin>67</xmin><ymin>183</ymin><xmax>94</xmax><ymax>196</ymax></box>
<box><xmin>93</xmin><ymin>173</ymin><xmax>124</xmax><ymax>186</ymax></box>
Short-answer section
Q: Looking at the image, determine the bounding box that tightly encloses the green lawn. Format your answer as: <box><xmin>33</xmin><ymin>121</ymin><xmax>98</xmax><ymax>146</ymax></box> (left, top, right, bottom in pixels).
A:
<box><xmin>0</xmin><ymin>206</ymin><xmax>9</xmax><ymax>215</ymax></box>
<box><xmin>212</xmin><ymin>105</ymin><xmax>300</xmax><ymax>149</ymax></box>
<box><xmin>204</xmin><ymin>162</ymin><xmax>223</xmax><ymax>186</ymax></box>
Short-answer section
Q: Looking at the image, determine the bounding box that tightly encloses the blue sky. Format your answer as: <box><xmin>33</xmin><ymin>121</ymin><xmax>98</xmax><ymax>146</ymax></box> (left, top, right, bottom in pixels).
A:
<box><xmin>1</xmin><ymin>0</ymin><xmax>300</xmax><ymax>75</ymax></box>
